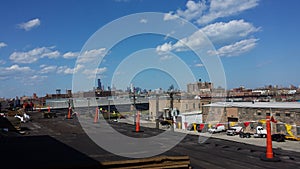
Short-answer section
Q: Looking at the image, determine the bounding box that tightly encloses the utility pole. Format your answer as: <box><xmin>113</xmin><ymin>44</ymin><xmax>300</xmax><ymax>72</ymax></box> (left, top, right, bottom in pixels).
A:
<box><xmin>108</xmin><ymin>99</ymin><xmax>110</xmax><ymax>121</ymax></box>
<box><xmin>133</xmin><ymin>92</ymin><xmax>136</xmax><ymax>125</ymax></box>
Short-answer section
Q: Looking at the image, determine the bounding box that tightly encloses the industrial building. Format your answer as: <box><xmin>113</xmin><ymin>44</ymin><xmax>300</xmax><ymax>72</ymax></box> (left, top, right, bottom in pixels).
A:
<box><xmin>203</xmin><ymin>102</ymin><xmax>300</xmax><ymax>137</ymax></box>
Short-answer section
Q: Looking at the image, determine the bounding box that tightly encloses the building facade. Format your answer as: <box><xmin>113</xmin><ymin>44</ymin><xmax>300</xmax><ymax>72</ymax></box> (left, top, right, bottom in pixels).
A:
<box><xmin>203</xmin><ymin>102</ymin><xmax>300</xmax><ymax>137</ymax></box>
<box><xmin>148</xmin><ymin>95</ymin><xmax>204</xmax><ymax>121</ymax></box>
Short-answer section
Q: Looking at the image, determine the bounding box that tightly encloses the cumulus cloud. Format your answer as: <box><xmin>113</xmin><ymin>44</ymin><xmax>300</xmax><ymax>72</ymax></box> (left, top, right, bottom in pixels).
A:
<box><xmin>164</xmin><ymin>0</ymin><xmax>259</xmax><ymax>25</ymax></box>
<box><xmin>18</xmin><ymin>18</ymin><xmax>41</xmax><ymax>31</ymax></box>
<box><xmin>63</xmin><ymin>51</ymin><xmax>79</xmax><ymax>59</ymax></box>
<box><xmin>82</xmin><ymin>67</ymin><xmax>107</xmax><ymax>79</ymax></box>
<box><xmin>164</xmin><ymin>12</ymin><xmax>180</xmax><ymax>21</ymax></box>
<box><xmin>157</xmin><ymin>20</ymin><xmax>259</xmax><ymax>53</ymax></box>
<box><xmin>0</xmin><ymin>42</ymin><xmax>7</xmax><ymax>48</ymax></box>
<box><xmin>9</xmin><ymin>46</ymin><xmax>60</xmax><ymax>64</ymax></box>
<box><xmin>156</xmin><ymin>42</ymin><xmax>173</xmax><ymax>54</ymax></box>
<box><xmin>208</xmin><ymin>38</ymin><xmax>258</xmax><ymax>57</ymax></box>
<box><xmin>178</xmin><ymin>0</ymin><xmax>207</xmax><ymax>20</ymax></box>
<box><xmin>0</xmin><ymin>64</ymin><xmax>33</xmax><ymax>80</ymax></box>
<box><xmin>77</xmin><ymin>48</ymin><xmax>107</xmax><ymax>63</ymax></box>
<box><xmin>5</xmin><ymin>64</ymin><xmax>32</xmax><ymax>72</ymax></box>
<box><xmin>57</xmin><ymin>64</ymin><xmax>84</xmax><ymax>75</ymax></box>
<box><xmin>200</xmin><ymin>19</ymin><xmax>260</xmax><ymax>44</ymax></box>
<box><xmin>82</xmin><ymin>67</ymin><xmax>107</xmax><ymax>75</ymax></box>
<box><xmin>40</xmin><ymin>65</ymin><xmax>57</xmax><ymax>74</ymax></box>
<box><xmin>198</xmin><ymin>0</ymin><xmax>259</xmax><ymax>25</ymax></box>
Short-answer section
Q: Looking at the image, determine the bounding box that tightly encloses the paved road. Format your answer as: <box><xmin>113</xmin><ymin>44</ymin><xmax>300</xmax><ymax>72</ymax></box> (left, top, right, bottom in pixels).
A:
<box><xmin>1</xmin><ymin>111</ymin><xmax>299</xmax><ymax>169</ymax></box>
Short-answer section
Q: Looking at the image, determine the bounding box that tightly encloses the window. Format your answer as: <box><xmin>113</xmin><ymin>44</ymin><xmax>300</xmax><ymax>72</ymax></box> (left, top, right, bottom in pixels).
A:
<box><xmin>285</xmin><ymin>113</ymin><xmax>291</xmax><ymax>117</ymax></box>
<box><xmin>275</xmin><ymin>113</ymin><xmax>280</xmax><ymax>117</ymax></box>
<box><xmin>276</xmin><ymin>124</ymin><xmax>286</xmax><ymax>133</ymax></box>
<box><xmin>193</xmin><ymin>103</ymin><xmax>195</xmax><ymax>109</ymax></box>
<box><xmin>198</xmin><ymin>103</ymin><xmax>201</xmax><ymax>109</ymax></box>
<box><xmin>297</xmin><ymin>126</ymin><xmax>300</xmax><ymax>135</ymax></box>
<box><xmin>257</xmin><ymin>110</ymin><xmax>262</xmax><ymax>116</ymax></box>
<box><xmin>266</xmin><ymin>113</ymin><xmax>270</xmax><ymax>116</ymax></box>
<box><xmin>186</xmin><ymin>104</ymin><xmax>188</xmax><ymax>110</ymax></box>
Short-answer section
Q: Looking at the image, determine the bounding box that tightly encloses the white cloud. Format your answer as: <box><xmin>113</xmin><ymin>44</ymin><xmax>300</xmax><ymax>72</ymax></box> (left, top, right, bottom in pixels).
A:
<box><xmin>40</xmin><ymin>65</ymin><xmax>57</xmax><ymax>74</ymax></box>
<box><xmin>201</xmin><ymin>19</ymin><xmax>260</xmax><ymax>43</ymax></box>
<box><xmin>9</xmin><ymin>47</ymin><xmax>60</xmax><ymax>63</ymax></box>
<box><xmin>208</xmin><ymin>38</ymin><xmax>258</xmax><ymax>57</ymax></box>
<box><xmin>0</xmin><ymin>42</ymin><xmax>7</xmax><ymax>48</ymax></box>
<box><xmin>164</xmin><ymin>1</ymin><xmax>207</xmax><ymax>21</ymax></box>
<box><xmin>157</xmin><ymin>20</ymin><xmax>259</xmax><ymax>52</ymax></box>
<box><xmin>5</xmin><ymin>64</ymin><xmax>32</xmax><ymax>71</ymax></box>
<box><xmin>18</xmin><ymin>18</ymin><xmax>41</xmax><ymax>31</ymax></box>
<box><xmin>159</xmin><ymin>55</ymin><xmax>173</xmax><ymax>61</ymax></box>
<box><xmin>164</xmin><ymin>0</ymin><xmax>259</xmax><ymax>25</ymax></box>
<box><xmin>41</xmin><ymin>50</ymin><xmax>60</xmax><ymax>59</ymax></box>
<box><xmin>164</xmin><ymin>30</ymin><xmax>176</xmax><ymax>40</ymax></box>
<box><xmin>164</xmin><ymin>12</ymin><xmax>179</xmax><ymax>21</ymax></box>
<box><xmin>178</xmin><ymin>0</ymin><xmax>207</xmax><ymax>21</ymax></box>
<box><xmin>77</xmin><ymin>48</ymin><xmax>107</xmax><ymax>63</ymax></box>
<box><xmin>198</xmin><ymin>0</ymin><xmax>259</xmax><ymax>24</ymax></box>
<box><xmin>28</xmin><ymin>75</ymin><xmax>47</xmax><ymax>81</ymax></box>
<box><xmin>195</xmin><ymin>63</ymin><xmax>204</xmax><ymax>67</ymax></box>
<box><xmin>156</xmin><ymin>42</ymin><xmax>173</xmax><ymax>54</ymax></box>
<box><xmin>82</xmin><ymin>67</ymin><xmax>107</xmax><ymax>79</ymax></box>
<box><xmin>0</xmin><ymin>64</ymin><xmax>33</xmax><ymax>80</ymax></box>
<box><xmin>57</xmin><ymin>64</ymin><xmax>84</xmax><ymax>75</ymax></box>
<box><xmin>63</xmin><ymin>51</ymin><xmax>79</xmax><ymax>59</ymax></box>
<box><xmin>140</xmin><ymin>19</ymin><xmax>148</xmax><ymax>24</ymax></box>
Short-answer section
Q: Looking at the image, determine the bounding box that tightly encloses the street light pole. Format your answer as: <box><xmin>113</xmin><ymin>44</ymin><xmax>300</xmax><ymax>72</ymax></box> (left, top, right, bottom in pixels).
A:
<box><xmin>133</xmin><ymin>92</ymin><xmax>136</xmax><ymax>125</ymax></box>
<box><xmin>108</xmin><ymin>99</ymin><xmax>110</xmax><ymax>121</ymax></box>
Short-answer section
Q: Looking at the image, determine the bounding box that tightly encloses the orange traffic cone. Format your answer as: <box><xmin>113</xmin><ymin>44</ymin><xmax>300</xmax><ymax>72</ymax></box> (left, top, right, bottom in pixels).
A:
<box><xmin>136</xmin><ymin>112</ymin><xmax>140</xmax><ymax>132</ymax></box>
<box><xmin>132</xmin><ymin>111</ymin><xmax>143</xmax><ymax>132</ymax></box>
<box><xmin>67</xmin><ymin>107</ymin><xmax>72</xmax><ymax>119</ymax></box>
<box><xmin>94</xmin><ymin>108</ymin><xmax>98</xmax><ymax>123</ymax></box>
<box><xmin>260</xmin><ymin>116</ymin><xmax>280</xmax><ymax>162</ymax></box>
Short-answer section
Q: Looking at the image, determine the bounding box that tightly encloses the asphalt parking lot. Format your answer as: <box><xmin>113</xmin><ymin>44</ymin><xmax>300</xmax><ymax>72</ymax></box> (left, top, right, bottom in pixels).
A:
<box><xmin>1</xmin><ymin>110</ymin><xmax>300</xmax><ymax>169</ymax></box>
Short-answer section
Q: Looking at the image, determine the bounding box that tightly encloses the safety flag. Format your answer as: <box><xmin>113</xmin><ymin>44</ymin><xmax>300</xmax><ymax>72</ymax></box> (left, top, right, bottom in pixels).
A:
<box><xmin>243</xmin><ymin>122</ymin><xmax>250</xmax><ymax>127</ymax></box>
<box><xmin>285</xmin><ymin>124</ymin><xmax>294</xmax><ymax>137</ymax></box>
<box><xmin>270</xmin><ymin>116</ymin><xmax>277</xmax><ymax>123</ymax></box>
<box><xmin>230</xmin><ymin>122</ymin><xmax>236</xmax><ymax>127</ymax></box>
<box><xmin>259</xmin><ymin>119</ymin><xmax>266</xmax><ymax>124</ymax></box>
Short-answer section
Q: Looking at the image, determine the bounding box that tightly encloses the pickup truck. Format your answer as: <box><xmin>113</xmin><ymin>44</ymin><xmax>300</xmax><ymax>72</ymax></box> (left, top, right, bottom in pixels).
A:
<box><xmin>226</xmin><ymin>126</ymin><xmax>243</xmax><ymax>136</ymax></box>
<box><xmin>240</xmin><ymin>126</ymin><xmax>267</xmax><ymax>138</ymax></box>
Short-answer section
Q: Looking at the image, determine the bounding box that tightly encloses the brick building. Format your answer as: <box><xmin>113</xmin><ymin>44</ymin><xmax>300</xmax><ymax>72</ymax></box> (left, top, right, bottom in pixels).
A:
<box><xmin>203</xmin><ymin>102</ymin><xmax>300</xmax><ymax>137</ymax></box>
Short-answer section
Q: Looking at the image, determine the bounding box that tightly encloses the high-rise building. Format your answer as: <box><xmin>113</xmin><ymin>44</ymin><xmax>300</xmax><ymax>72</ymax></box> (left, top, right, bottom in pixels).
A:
<box><xmin>97</xmin><ymin>79</ymin><xmax>102</xmax><ymax>90</ymax></box>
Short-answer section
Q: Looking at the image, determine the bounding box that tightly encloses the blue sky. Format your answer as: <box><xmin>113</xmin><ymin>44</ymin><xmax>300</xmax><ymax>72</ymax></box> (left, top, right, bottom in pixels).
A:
<box><xmin>0</xmin><ymin>0</ymin><xmax>300</xmax><ymax>98</ymax></box>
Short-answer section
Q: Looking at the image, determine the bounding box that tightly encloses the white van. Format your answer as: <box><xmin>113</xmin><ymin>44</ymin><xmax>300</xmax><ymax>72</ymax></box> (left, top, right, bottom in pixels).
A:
<box><xmin>208</xmin><ymin>125</ymin><xmax>225</xmax><ymax>133</ymax></box>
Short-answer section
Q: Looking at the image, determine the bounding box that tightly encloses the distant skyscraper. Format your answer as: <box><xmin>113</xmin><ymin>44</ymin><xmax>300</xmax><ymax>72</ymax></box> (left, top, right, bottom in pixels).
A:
<box><xmin>97</xmin><ymin>79</ymin><xmax>102</xmax><ymax>90</ymax></box>
<box><xmin>130</xmin><ymin>83</ymin><xmax>134</xmax><ymax>93</ymax></box>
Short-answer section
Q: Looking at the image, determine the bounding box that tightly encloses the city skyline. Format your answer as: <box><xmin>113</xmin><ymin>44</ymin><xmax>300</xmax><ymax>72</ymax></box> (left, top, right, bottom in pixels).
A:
<box><xmin>1</xmin><ymin>0</ymin><xmax>300</xmax><ymax>98</ymax></box>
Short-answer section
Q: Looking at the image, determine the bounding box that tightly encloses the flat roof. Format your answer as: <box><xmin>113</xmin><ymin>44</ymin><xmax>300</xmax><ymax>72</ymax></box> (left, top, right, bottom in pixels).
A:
<box><xmin>180</xmin><ymin>111</ymin><xmax>202</xmax><ymax>115</ymax></box>
<box><xmin>204</xmin><ymin>102</ymin><xmax>300</xmax><ymax>109</ymax></box>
